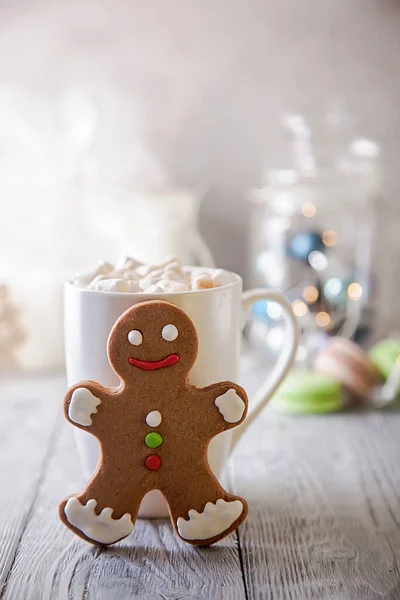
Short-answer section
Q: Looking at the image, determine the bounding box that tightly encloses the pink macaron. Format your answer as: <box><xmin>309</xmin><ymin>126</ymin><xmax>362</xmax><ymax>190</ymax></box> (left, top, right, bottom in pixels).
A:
<box><xmin>314</xmin><ymin>336</ymin><xmax>381</xmax><ymax>400</ymax></box>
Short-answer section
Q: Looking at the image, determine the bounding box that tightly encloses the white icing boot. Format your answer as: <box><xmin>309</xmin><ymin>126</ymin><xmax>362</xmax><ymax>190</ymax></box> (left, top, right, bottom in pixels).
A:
<box><xmin>64</xmin><ymin>498</ymin><xmax>133</xmax><ymax>544</ymax></box>
<box><xmin>177</xmin><ymin>498</ymin><xmax>244</xmax><ymax>541</ymax></box>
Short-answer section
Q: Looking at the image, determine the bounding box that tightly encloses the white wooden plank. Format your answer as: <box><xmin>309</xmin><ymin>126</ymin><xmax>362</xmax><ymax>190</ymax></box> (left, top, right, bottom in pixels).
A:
<box><xmin>4</xmin><ymin>419</ymin><xmax>246</xmax><ymax>600</ymax></box>
<box><xmin>229</xmin><ymin>407</ymin><xmax>400</xmax><ymax>600</ymax></box>
<box><xmin>0</xmin><ymin>376</ymin><xmax>64</xmax><ymax>595</ymax></box>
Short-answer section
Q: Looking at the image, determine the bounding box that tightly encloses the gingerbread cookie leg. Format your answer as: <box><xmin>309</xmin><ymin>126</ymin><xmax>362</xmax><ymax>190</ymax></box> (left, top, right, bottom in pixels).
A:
<box><xmin>59</xmin><ymin>469</ymin><xmax>146</xmax><ymax>546</ymax></box>
<box><xmin>166</xmin><ymin>475</ymin><xmax>248</xmax><ymax>546</ymax></box>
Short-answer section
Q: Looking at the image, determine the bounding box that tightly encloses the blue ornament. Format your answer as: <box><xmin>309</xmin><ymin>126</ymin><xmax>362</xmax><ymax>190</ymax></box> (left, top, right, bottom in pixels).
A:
<box><xmin>287</xmin><ymin>231</ymin><xmax>324</xmax><ymax>262</ymax></box>
<box><xmin>324</xmin><ymin>277</ymin><xmax>345</xmax><ymax>303</ymax></box>
<box><xmin>251</xmin><ymin>300</ymin><xmax>272</xmax><ymax>322</ymax></box>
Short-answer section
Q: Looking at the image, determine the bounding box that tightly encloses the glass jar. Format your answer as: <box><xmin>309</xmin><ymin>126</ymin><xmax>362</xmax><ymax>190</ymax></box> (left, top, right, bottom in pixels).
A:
<box><xmin>247</xmin><ymin>163</ymin><xmax>379</xmax><ymax>362</ymax></box>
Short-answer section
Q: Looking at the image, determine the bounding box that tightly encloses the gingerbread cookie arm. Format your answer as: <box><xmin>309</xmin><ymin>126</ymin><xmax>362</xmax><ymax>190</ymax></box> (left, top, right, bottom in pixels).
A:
<box><xmin>64</xmin><ymin>381</ymin><xmax>111</xmax><ymax>435</ymax></box>
<box><xmin>198</xmin><ymin>381</ymin><xmax>248</xmax><ymax>434</ymax></box>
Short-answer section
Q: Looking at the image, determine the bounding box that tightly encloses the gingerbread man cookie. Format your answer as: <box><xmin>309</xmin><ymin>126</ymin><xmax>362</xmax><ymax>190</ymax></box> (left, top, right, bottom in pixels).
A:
<box><xmin>59</xmin><ymin>300</ymin><xmax>248</xmax><ymax>546</ymax></box>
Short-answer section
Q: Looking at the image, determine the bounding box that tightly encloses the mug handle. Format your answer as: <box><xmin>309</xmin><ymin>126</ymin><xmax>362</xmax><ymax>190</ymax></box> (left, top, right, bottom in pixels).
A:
<box><xmin>230</xmin><ymin>288</ymin><xmax>300</xmax><ymax>450</ymax></box>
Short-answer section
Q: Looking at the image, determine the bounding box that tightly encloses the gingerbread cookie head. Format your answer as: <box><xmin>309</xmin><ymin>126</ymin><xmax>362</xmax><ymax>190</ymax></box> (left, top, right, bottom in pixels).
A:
<box><xmin>107</xmin><ymin>300</ymin><xmax>199</xmax><ymax>382</ymax></box>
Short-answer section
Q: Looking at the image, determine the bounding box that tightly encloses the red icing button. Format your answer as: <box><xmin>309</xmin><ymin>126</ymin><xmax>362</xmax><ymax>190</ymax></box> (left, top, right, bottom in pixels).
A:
<box><xmin>145</xmin><ymin>454</ymin><xmax>162</xmax><ymax>471</ymax></box>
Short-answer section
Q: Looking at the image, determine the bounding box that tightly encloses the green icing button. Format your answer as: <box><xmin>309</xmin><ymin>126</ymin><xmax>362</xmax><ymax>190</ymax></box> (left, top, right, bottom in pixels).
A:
<box><xmin>271</xmin><ymin>371</ymin><xmax>343</xmax><ymax>415</ymax></box>
<box><xmin>145</xmin><ymin>432</ymin><xmax>163</xmax><ymax>449</ymax></box>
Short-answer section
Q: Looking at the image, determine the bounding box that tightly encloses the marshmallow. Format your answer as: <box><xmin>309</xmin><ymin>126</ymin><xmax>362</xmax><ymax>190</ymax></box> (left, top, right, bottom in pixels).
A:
<box><xmin>157</xmin><ymin>280</ymin><xmax>190</xmax><ymax>292</ymax></box>
<box><xmin>138</xmin><ymin>275</ymin><xmax>163</xmax><ymax>290</ymax></box>
<box><xmin>211</xmin><ymin>269</ymin><xmax>232</xmax><ymax>286</ymax></box>
<box><xmin>115</xmin><ymin>255</ymin><xmax>142</xmax><ymax>272</ymax></box>
<box><xmin>94</xmin><ymin>260</ymin><xmax>114</xmax><ymax>274</ymax></box>
<box><xmin>189</xmin><ymin>270</ymin><xmax>209</xmax><ymax>283</ymax></box>
<box><xmin>191</xmin><ymin>274</ymin><xmax>215</xmax><ymax>290</ymax></box>
<box><xmin>126</xmin><ymin>280</ymin><xmax>140</xmax><ymax>292</ymax></box>
<box><xmin>72</xmin><ymin>261</ymin><xmax>114</xmax><ymax>287</ymax></box>
<box><xmin>135</xmin><ymin>264</ymin><xmax>157</xmax><ymax>277</ymax></box>
<box><xmin>94</xmin><ymin>279</ymin><xmax>129</xmax><ymax>292</ymax></box>
<box><xmin>142</xmin><ymin>283</ymin><xmax>164</xmax><ymax>293</ymax></box>
<box><xmin>163</xmin><ymin>261</ymin><xmax>181</xmax><ymax>273</ymax></box>
<box><xmin>122</xmin><ymin>270</ymin><xmax>141</xmax><ymax>281</ymax></box>
<box><xmin>162</xmin><ymin>270</ymin><xmax>184</xmax><ymax>282</ymax></box>
<box><xmin>87</xmin><ymin>274</ymin><xmax>107</xmax><ymax>290</ymax></box>
<box><xmin>147</xmin><ymin>268</ymin><xmax>165</xmax><ymax>279</ymax></box>
<box><xmin>136</xmin><ymin>258</ymin><xmax>177</xmax><ymax>277</ymax></box>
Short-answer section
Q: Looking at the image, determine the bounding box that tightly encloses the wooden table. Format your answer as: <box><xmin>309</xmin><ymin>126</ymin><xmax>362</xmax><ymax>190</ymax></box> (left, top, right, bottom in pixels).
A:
<box><xmin>1</xmin><ymin>372</ymin><xmax>400</xmax><ymax>600</ymax></box>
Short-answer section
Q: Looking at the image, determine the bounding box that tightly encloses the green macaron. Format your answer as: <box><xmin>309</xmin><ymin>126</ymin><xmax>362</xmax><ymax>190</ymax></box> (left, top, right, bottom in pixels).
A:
<box><xmin>369</xmin><ymin>339</ymin><xmax>400</xmax><ymax>380</ymax></box>
<box><xmin>369</xmin><ymin>339</ymin><xmax>400</xmax><ymax>399</ymax></box>
<box><xmin>271</xmin><ymin>371</ymin><xmax>343</xmax><ymax>415</ymax></box>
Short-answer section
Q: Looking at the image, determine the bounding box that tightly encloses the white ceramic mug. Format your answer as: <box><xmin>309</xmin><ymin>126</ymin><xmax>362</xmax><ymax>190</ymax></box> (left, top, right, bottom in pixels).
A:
<box><xmin>64</xmin><ymin>268</ymin><xmax>299</xmax><ymax>517</ymax></box>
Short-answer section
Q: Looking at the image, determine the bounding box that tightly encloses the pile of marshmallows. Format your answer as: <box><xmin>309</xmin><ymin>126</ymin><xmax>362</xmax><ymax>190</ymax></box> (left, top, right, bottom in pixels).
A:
<box><xmin>71</xmin><ymin>256</ymin><xmax>231</xmax><ymax>293</ymax></box>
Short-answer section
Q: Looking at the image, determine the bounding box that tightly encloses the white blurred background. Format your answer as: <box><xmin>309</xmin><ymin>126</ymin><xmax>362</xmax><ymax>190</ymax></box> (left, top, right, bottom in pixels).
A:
<box><xmin>0</xmin><ymin>0</ymin><xmax>399</xmax><ymax>371</ymax></box>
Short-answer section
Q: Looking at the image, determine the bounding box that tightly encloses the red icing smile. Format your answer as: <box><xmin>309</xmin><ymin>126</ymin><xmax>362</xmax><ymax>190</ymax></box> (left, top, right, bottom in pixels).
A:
<box><xmin>128</xmin><ymin>354</ymin><xmax>180</xmax><ymax>370</ymax></box>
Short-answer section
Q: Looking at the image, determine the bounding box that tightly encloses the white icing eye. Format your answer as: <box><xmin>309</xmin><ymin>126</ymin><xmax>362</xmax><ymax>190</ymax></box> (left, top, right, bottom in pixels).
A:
<box><xmin>128</xmin><ymin>330</ymin><xmax>143</xmax><ymax>346</ymax></box>
<box><xmin>162</xmin><ymin>324</ymin><xmax>178</xmax><ymax>342</ymax></box>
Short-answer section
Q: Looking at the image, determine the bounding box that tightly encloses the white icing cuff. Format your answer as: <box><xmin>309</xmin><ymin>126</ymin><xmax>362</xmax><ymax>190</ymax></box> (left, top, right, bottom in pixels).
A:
<box><xmin>177</xmin><ymin>498</ymin><xmax>244</xmax><ymax>541</ymax></box>
<box><xmin>215</xmin><ymin>389</ymin><xmax>245</xmax><ymax>423</ymax></box>
<box><xmin>64</xmin><ymin>498</ymin><xmax>133</xmax><ymax>544</ymax></box>
<box><xmin>69</xmin><ymin>388</ymin><xmax>101</xmax><ymax>426</ymax></box>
